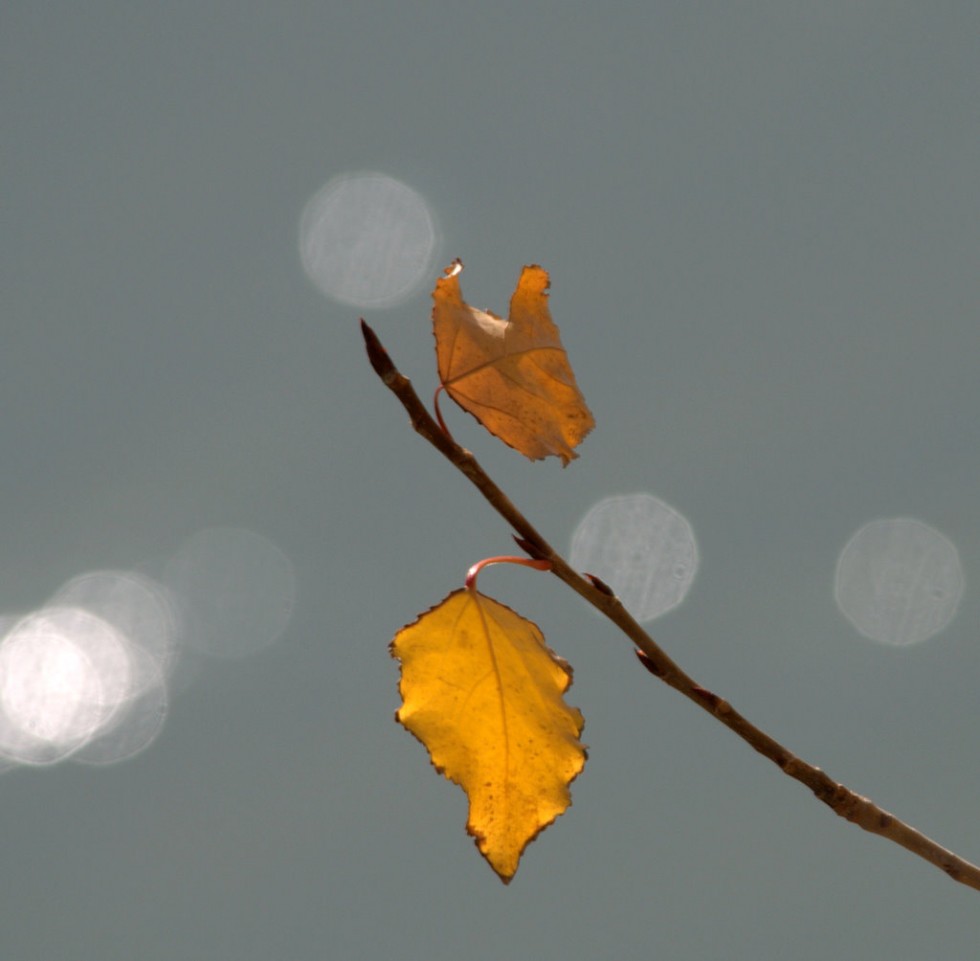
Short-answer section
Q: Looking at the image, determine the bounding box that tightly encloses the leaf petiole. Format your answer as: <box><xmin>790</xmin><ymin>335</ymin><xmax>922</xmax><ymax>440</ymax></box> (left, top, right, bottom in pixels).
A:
<box><xmin>433</xmin><ymin>384</ymin><xmax>454</xmax><ymax>441</ymax></box>
<box><xmin>465</xmin><ymin>556</ymin><xmax>552</xmax><ymax>591</ymax></box>
<box><xmin>365</xmin><ymin>319</ymin><xmax>980</xmax><ymax>894</ymax></box>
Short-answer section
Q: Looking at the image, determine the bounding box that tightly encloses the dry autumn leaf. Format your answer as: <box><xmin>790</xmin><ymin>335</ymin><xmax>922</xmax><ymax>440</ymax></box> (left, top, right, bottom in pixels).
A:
<box><xmin>391</xmin><ymin>586</ymin><xmax>587</xmax><ymax>883</ymax></box>
<box><xmin>432</xmin><ymin>261</ymin><xmax>595</xmax><ymax>465</ymax></box>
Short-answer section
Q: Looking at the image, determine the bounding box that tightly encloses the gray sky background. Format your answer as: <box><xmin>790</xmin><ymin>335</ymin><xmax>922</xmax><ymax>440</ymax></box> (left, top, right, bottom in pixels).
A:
<box><xmin>4</xmin><ymin>3</ymin><xmax>980</xmax><ymax>958</ymax></box>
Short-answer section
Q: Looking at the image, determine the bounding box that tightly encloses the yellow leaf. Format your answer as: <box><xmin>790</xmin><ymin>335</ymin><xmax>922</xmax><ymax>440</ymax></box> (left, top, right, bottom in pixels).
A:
<box><xmin>391</xmin><ymin>587</ymin><xmax>587</xmax><ymax>883</ymax></box>
<box><xmin>432</xmin><ymin>261</ymin><xmax>595</xmax><ymax>465</ymax></box>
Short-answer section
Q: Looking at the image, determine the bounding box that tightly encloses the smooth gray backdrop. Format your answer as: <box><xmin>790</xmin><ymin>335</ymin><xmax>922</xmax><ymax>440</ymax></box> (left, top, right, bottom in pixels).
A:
<box><xmin>4</xmin><ymin>3</ymin><xmax>979</xmax><ymax>958</ymax></box>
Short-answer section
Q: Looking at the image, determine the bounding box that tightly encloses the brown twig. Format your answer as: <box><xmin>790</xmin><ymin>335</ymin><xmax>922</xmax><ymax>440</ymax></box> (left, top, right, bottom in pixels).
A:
<box><xmin>360</xmin><ymin>318</ymin><xmax>980</xmax><ymax>893</ymax></box>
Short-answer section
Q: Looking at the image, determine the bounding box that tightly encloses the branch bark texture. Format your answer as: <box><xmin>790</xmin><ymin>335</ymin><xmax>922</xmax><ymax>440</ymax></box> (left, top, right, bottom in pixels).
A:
<box><xmin>361</xmin><ymin>319</ymin><xmax>980</xmax><ymax>894</ymax></box>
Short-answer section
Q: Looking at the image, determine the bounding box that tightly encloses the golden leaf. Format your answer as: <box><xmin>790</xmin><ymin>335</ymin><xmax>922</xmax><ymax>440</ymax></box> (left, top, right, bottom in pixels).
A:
<box><xmin>432</xmin><ymin>261</ymin><xmax>595</xmax><ymax>465</ymax></box>
<box><xmin>391</xmin><ymin>587</ymin><xmax>587</xmax><ymax>883</ymax></box>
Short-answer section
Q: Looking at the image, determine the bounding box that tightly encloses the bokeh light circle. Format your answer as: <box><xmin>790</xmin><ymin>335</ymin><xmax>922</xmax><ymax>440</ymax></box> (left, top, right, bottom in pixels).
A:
<box><xmin>834</xmin><ymin>517</ymin><xmax>964</xmax><ymax>646</ymax></box>
<box><xmin>0</xmin><ymin>607</ymin><xmax>131</xmax><ymax>765</ymax></box>
<box><xmin>164</xmin><ymin>527</ymin><xmax>296</xmax><ymax>658</ymax></box>
<box><xmin>0</xmin><ymin>531</ymin><xmax>297</xmax><ymax>772</ymax></box>
<box><xmin>51</xmin><ymin>570</ymin><xmax>178</xmax><ymax>684</ymax></box>
<box><xmin>570</xmin><ymin>493</ymin><xmax>699</xmax><ymax>622</ymax></box>
<box><xmin>299</xmin><ymin>172</ymin><xmax>437</xmax><ymax>308</ymax></box>
<box><xmin>71</xmin><ymin>646</ymin><xmax>169</xmax><ymax>766</ymax></box>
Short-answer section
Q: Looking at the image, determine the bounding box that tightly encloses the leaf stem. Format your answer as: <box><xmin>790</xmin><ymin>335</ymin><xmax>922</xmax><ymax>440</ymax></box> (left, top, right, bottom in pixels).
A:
<box><xmin>361</xmin><ymin>319</ymin><xmax>980</xmax><ymax>894</ymax></box>
<box><xmin>433</xmin><ymin>384</ymin><xmax>454</xmax><ymax>440</ymax></box>
<box><xmin>465</xmin><ymin>555</ymin><xmax>553</xmax><ymax>591</ymax></box>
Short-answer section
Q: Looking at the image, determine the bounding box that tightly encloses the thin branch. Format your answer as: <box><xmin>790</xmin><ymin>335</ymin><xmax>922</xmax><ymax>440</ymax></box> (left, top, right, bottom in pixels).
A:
<box><xmin>361</xmin><ymin>319</ymin><xmax>980</xmax><ymax>893</ymax></box>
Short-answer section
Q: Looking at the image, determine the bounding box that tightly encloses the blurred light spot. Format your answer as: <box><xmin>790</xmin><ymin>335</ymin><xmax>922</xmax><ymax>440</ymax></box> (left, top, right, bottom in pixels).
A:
<box><xmin>570</xmin><ymin>493</ymin><xmax>698</xmax><ymax>622</ymax></box>
<box><xmin>0</xmin><ymin>608</ymin><xmax>131</xmax><ymax>765</ymax></box>
<box><xmin>49</xmin><ymin>570</ymin><xmax>175</xmax><ymax>764</ymax></box>
<box><xmin>834</xmin><ymin>518</ymin><xmax>964</xmax><ymax>646</ymax></box>
<box><xmin>52</xmin><ymin>570</ymin><xmax>179</xmax><ymax>685</ymax></box>
<box><xmin>0</xmin><ymin>617</ymin><xmax>18</xmax><ymax>774</ymax></box>
<box><xmin>0</xmin><ymin>570</ymin><xmax>177</xmax><ymax>770</ymax></box>
<box><xmin>72</xmin><ymin>649</ymin><xmax>168</xmax><ymax>766</ymax></box>
<box><xmin>163</xmin><ymin>527</ymin><xmax>296</xmax><ymax>658</ymax></box>
<box><xmin>299</xmin><ymin>171</ymin><xmax>437</xmax><ymax>308</ymax></box>
<box><xmin>0</xmin><ymin>532</ymin><xmax>296</xmax><ymax>772</ymax></box>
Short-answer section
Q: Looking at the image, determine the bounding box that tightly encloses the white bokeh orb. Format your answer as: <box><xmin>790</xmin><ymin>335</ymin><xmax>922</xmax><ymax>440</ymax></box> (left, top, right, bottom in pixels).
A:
<box><xmin>834</xmin><ymin>517</ymin><xmax>964</xmax><ymax>646</ymax></box>
<box><xmin>570</xmin><ymin>492</ymin><xmax>699</xmax><ymax>622</ymax></box>
<box><xmin>299</xmin><ymin>172</ymin><xmax>437</xmax><ymax>309</ymax></box>
<box><xmin>164</xmin><ymin>527</ymin><xmax>296</xmax><ymax>658</ymax></box>
<box><xmin>0</xmin><ymin>607</ymin><xmax>131</xmax><ymax>765</ymax></box>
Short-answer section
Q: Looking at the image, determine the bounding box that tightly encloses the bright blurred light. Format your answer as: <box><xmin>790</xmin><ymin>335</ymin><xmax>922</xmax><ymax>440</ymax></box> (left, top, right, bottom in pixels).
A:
<box><xmin>299</xmin><ymin>171</ymin><xmax>438</xmax><ymax>308</ymax></box>
<box><xmin>0</xmin><ymin>529</ymin><xmax>296</xmax><ymax>772</ymax></box>
<box><xmin>52</xmin><ymin>570</ymin><xmax>179</xmax><ymax>686</ymax></box>
<box><xmin>834</xmin><ymin>517</ymin><xmax>964</xmax><ymax>646</ymax></box>
<box><xmin>0</xmin><ymin>607</ymin><xmax>130</xmax><ymax>765</ymax></box>
<box><xmin>72</xmin><ymin>648</ymin><xmax>168</xmax><ymax>766</ymax></box>
<box><xmin>163</xmin><ymin>527</ymin><xmax>296</xmax><ymax>658</ymax></box>
<box><xmin>570</xmin><ymin>493</ymin><xmax>699</xmax><ymax>622</ymax></box>
<box><xmin>48</xmin><ymin>570</ymin><xmax>175</xmax><ymax>764</ymax></box>
<box><xmin>0</xmin><ymin>570</ymin><xmax>176</xmax><ymax>770</ymax></box>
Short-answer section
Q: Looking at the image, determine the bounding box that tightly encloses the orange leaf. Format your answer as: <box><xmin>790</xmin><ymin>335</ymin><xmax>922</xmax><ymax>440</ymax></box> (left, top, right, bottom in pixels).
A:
<box><xmin>432</xmin><ymin>261</ymin><xmax>595</xmax><ymax>465</ymax></box>
<box><xmin>391</xmin><ymin>587</ymin><xmax>587</xmax><ymax>883</ymax></box>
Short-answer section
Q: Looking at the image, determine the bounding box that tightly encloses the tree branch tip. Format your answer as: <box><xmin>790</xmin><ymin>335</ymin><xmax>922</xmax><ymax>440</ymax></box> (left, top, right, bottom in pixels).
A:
<box><xmin>367</xmin><ymin>307</ymin><xmax>980</xmax><ymax>895</ymax></box>
<box><xmin>359</xmin><ymin>318</ymin><xmax>397</xmax><ymax>381</ymax></box>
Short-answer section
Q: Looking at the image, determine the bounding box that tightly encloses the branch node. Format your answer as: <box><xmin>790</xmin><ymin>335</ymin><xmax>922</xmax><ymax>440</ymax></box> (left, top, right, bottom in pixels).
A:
<box><xmin>364</xmin><ymin>316</ymin><xmax>980</xmax><ymax>895</ymax></box>
<box><xmin>634</xmin><ymin>649</ymin><xmax>665</xmax><ymax>677</ymax></box>
<box><xmin>584</xmin><ymin>572</ymin><xmax>615</xmax><ymax>596</ymax></box>
<box><xmin>513</xmin><ymin>535</ymin><xmax>549</xmax><ymax>562</ymax></box>
<box><xmin>691</xmin><ymin>686</ymin><xmax>731</xmax><ymax>716</ymax></box>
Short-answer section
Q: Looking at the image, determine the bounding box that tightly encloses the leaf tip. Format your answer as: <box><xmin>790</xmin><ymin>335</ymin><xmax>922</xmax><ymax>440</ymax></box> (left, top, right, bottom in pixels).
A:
<box><xmin>519</xmin><ymin>263</ymin><xmax>551</xmax><ymax>296</ymax></box>
<box><xmin>432</xmin><ymin>259</ymin><xmax>594</xmax><ymax>464</ymax></box>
